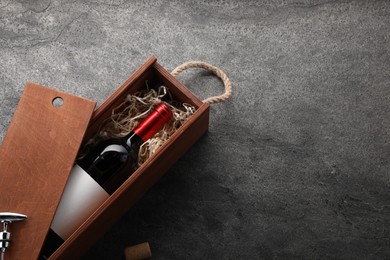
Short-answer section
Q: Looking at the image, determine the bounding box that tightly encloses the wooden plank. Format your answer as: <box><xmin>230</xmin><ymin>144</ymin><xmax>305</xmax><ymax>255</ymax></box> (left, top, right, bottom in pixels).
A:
<box><xmin>0</xmin><ymin>83</ymin><xmax>96</xmax><ymax>260</ymax></box>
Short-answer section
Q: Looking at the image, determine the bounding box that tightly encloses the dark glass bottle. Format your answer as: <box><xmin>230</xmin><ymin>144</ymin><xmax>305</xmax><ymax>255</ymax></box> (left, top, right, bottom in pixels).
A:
<box><xmin>39</xmin><ymin>103</ymin><xmax>172</xmax><ymax>259</ymax></box>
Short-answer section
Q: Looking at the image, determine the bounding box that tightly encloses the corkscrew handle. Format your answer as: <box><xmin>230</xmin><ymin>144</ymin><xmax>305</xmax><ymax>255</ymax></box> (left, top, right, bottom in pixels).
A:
<box><xmin>0</xmin><ymin>212</ymin><xmax>27</xmax><ymax>259</ymax></box>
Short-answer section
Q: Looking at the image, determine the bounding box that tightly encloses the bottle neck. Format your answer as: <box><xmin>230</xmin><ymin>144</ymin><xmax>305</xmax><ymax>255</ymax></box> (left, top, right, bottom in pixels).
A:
<box><xmin>128</xmin><ymin>103</ymin><xmax>173</xmax><ymax>143</ymax></box>
<box><xmin>124</xmin><ymin>131</ymin><xmax>143</xmax><ymax>148</ymax></box>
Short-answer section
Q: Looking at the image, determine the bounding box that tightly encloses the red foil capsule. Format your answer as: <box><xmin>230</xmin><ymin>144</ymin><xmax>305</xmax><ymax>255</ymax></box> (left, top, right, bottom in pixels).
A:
<box><xmin>133</xmin><ymin>103</ymin><xmax>173</xmax><ymax>142</ymax></box>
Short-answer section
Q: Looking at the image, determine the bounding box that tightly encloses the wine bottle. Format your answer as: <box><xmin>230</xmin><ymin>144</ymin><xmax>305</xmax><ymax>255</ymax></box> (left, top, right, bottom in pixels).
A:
<box><xmin>39</xmin><ymin>103</ymin><xmax>173</xmax><ymax>259</ymax></box>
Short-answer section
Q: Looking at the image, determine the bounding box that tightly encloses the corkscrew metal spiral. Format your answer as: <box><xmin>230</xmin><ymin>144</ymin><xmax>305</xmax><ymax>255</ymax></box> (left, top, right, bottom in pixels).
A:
<box><xmin>0</xmin><ymin>212</ymin><xmax>27</xmax><ymax>260</ymax></box>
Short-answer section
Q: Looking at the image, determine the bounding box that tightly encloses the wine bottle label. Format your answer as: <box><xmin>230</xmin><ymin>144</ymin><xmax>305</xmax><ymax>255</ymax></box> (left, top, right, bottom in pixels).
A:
<box><xmin>50</xmin><ymin>164</ymin><xmax>110</xmax><ymax>240</ymax></box>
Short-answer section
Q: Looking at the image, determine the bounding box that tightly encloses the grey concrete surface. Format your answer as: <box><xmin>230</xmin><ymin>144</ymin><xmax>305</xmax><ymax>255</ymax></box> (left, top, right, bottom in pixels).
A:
<box><xmin>1</xmin><ymin>0</ymin><xmax>389</xmax><ymax>259</ymax></box>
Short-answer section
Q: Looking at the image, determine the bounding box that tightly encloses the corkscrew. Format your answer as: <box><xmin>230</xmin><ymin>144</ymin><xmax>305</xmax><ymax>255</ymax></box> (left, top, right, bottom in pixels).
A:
<box><xmin>0</xmin><ymin>212</ymin><xmax>27</xmax><ymax>260</ymax></box>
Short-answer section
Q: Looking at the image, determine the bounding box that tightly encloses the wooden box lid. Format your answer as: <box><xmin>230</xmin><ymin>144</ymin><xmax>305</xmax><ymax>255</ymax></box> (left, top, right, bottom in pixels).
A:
<box><xmin>0</xmin><ymin>83</ymin><xmax>96</xmax><ymax>259</ymax></box>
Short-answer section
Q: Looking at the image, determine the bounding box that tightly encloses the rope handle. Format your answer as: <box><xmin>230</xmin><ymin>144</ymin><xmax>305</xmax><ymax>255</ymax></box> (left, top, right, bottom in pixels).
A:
<box><xmin>171</xmin><ymin>61</ymin><xmax>232</xmax><ymax>104</ymax></box>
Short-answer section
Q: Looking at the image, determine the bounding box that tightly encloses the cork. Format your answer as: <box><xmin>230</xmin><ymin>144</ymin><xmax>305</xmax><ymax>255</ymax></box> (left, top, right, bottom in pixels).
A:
<box><xmin>124</xmin><ymin>242</ymin><xmax>152</xmax><ymax>260</ymax></box>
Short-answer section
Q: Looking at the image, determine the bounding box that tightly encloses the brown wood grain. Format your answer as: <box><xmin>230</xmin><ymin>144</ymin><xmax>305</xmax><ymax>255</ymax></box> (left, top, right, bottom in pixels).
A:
<box><xmin>0</xmin><ymin>83</ymin><xmax>96</xmax><ymax>260</ymax></box>
<box><xmin>51</xmin><ymin>58</ymin><xmax>210</xmax><ymax>259</ymax></box>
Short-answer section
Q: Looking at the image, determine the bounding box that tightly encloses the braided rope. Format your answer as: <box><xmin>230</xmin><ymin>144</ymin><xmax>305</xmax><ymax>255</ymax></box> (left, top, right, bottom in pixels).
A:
<box><xmin>171</xmin><ymin>61</ymin><xmax>232</xmax><ymax>104</ymax></box>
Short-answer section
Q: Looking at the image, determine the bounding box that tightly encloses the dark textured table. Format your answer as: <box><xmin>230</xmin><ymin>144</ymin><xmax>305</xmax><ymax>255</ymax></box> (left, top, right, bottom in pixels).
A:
<box><xmin>1</xmin><ymin>0</ymin><xmax>389</xmax><ymax>259</ymax></box>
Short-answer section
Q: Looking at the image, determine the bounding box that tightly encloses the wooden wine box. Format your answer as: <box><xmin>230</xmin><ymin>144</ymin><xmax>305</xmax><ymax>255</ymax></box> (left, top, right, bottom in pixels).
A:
<box><xmin>0</xmin><ymin>56</ymin><xmax>209</xmax><ymax>259</ymax></box>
